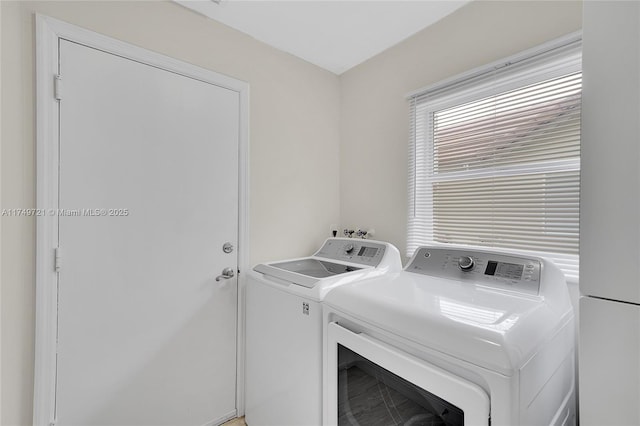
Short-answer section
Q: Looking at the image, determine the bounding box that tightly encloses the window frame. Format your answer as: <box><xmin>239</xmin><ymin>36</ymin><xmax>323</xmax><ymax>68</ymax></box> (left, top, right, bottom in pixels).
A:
<box><xmin>408</xmin><ymin>33</ymin><xmax>582</xmax><ymax>282</ymax></box>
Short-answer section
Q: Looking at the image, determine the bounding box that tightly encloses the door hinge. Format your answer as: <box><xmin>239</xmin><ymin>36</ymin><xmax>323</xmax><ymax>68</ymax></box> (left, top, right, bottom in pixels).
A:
<box><xmin>54</xmin><ymin>75</ymin><xmax>62</xmax><ymax>101</ymax></box>
<box><xmin>54</xmin><ymin>247</ymin><xmax>61</xmax><ymax>272</ymax></box>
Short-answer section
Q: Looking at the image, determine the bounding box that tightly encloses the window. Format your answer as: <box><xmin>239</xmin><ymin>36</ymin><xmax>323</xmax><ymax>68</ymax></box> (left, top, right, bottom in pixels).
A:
<box><xmin>408</xmin><ymin>34</ymin><xmax>581</xmax><ymax>280</ymax></box>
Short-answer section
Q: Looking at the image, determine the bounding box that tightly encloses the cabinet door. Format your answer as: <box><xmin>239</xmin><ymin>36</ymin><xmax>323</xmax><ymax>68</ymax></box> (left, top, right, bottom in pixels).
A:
<box><xmin>580</xmin><ymin>0</ymin><xmax>640</xmax><ymax>303</ymax></box>
<box><xmin>579</xmin><ymin>297</ymin><xmax>640</xmax><ymax>426</ymax></box>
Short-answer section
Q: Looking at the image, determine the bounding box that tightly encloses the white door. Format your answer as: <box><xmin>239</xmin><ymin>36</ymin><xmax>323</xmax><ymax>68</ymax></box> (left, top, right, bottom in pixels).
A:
<box><xmin>55</xmin><ymin>39</ymin><xmax>239</xmax><ymax>425</ymax></box>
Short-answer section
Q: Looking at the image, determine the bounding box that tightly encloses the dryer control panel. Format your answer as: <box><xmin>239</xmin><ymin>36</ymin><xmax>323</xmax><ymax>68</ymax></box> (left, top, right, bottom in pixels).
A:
<box><xmin>407</xmin><ymin>247</ymin><xmax>542</xmax><ymax>295</ymax></box>
<box><xmin>315</xmin><ymin>238</ymin><xmax>387</xmax><ymax>267</ymax></box>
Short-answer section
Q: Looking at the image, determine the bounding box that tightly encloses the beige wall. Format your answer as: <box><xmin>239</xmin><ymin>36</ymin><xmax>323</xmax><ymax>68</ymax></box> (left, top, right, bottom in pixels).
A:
<box><xmin>1</xmin><ymin>1</ymin><xmax>340</xmax><ymax>424</ymax></box>
<box><xmin>339</xmin><ymin>0</ymin><xmax>583</xmax><ymax>257</ymax></box>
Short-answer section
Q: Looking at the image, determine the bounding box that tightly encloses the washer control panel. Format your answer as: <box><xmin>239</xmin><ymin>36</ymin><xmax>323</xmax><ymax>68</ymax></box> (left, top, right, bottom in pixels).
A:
<box><xmin>407</xmin><ymin>247</ymin><xmax>541</xmax><ymax>295</ymax></box>
<box><xmin>315</xmin><ymin>239</ymin><xmax>387</xmax><ymax>267</ymax></box>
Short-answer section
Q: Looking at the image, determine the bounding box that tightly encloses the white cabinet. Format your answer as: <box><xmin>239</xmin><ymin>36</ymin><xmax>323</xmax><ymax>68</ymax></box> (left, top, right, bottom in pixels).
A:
<box><xmin>580</xmin><ymin>2</ymin><xmax>640</xmax><ymax>425</ymax></box>
<box><xmin>579</xmin><ymin>297</ymin><xmax>640</xmax><ymax>425</ymax></box>
<box><xmin>580</xmin><ymin>0</ymin><xmax>640</xmax><ymax>304</ymax></box>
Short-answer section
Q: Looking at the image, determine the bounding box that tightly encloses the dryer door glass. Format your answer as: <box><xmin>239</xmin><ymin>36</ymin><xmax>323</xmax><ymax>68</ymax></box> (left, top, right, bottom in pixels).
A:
<box><xmin>338</xmin><ymin>345</ymin><xmax>464</xmax><ymax>426</ymax></box>
<box><xmin>338</xmin><ymin>344</ymin><xmax>464</xmax><ymax>426</ymax></box>
<box><xmin>327</xmin><ymin>322</ymin><xmax>489</xmax><ymax>425</ymax></box>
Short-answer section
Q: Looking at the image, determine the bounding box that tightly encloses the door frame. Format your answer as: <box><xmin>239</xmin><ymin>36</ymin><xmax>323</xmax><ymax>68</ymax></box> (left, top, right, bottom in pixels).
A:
<box><xmin>34</xmin><ymin>14</ymin><xmax>250</xmax><ymax>426</ymax></box>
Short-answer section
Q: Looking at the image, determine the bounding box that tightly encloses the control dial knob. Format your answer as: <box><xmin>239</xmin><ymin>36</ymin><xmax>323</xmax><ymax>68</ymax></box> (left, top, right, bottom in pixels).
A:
<box><xmin>344</xmin><ymin>243</ymin><xmax>355</xmax><ymax>254</ymax></box>
<box><xmin>458</xmin><ymin>256</ymin><xmax>475</xmax><ymax>271</ymax></box>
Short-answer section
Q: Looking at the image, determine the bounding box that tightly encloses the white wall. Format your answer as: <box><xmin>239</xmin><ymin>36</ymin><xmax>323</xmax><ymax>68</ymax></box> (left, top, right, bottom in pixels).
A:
<box><xmin>339</xmin><ymin>0</ymin><xmax>583</xmax><ymax>258</ymax></box>
<box><xmin>1</xmin><ymin>2</ymin><xmax>340</xmax><ymax>424</ymax></box>
<box><xmin>0</xmin><ymin>2</ymin><xmax>3</xmax><ymax>423</ymax></box>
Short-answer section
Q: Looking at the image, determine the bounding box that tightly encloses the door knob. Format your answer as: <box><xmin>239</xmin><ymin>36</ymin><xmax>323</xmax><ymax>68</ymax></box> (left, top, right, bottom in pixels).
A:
<box><xmin>216</xmin><ymin>267</ymin><xmax>235</xmax><ymax>281</ymax></box>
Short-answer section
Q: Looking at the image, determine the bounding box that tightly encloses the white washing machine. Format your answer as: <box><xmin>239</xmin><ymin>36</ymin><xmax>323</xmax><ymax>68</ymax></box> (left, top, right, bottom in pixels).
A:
<box><xmin>323</xmin><ymin>246</ymin><xmax>575</xmax><ymax>426</ymax></box>
<box><xmin>245</xmin><ymin>238</ymin><xmax>402</xmax><ymax>426</ymax></box>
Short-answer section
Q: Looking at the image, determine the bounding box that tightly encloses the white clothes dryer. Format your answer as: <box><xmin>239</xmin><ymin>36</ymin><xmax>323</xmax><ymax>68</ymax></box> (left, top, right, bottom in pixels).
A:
<box><xmin>245</xmin><ymin>238</ymin><xmax>402</xmax><ymax>426</ymax></box>
<box><xmin>323</xmin><ymin>246</ymin><xmax>575</xmax><ymax>426</ymax></box>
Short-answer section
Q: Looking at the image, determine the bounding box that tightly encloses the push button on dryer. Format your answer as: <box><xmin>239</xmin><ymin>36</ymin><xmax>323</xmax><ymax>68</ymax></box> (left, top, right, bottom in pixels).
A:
<box><xmin>458</xmin><ymin>256</ymin><xmax>475</xmax><ymax>271</ymax></box>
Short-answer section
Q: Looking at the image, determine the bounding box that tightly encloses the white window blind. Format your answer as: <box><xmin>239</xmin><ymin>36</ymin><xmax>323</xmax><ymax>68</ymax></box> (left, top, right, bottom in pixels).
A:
<box><xmin>408</xmin><ymin>33</ymin><xmax>582</xmax><ymax>280</ymax></box>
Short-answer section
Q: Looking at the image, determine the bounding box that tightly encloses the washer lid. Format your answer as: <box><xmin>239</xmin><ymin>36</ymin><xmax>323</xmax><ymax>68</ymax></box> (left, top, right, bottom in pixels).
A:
<box><xmin>324</xmin><ymin>271</ymin><xmax>572</xmax><ymax>376</ymax></box>
<box><xmin>252</xmin><ymin>238</ymin><xmax>403</xmax><ymax>289</ymax></box>
<box><xmin>253</xmin><ymin>259</ymin><xmax>362</xmax><ymax>288</ymax></box>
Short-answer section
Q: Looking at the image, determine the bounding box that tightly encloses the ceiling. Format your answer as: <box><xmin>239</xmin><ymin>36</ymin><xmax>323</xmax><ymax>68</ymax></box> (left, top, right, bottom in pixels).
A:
<box><xmin>175</xmin><ymin>0</ymin><xmax>470</xmax><ymax>75</ymax></box>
